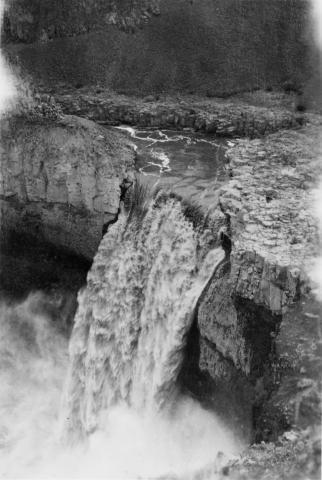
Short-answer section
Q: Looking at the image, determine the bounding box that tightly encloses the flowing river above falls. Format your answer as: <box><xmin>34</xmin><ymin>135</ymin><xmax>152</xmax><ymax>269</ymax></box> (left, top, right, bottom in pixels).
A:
<box><xmin>114</xmin><ymin>126</ymin><xmax>229</xmax><ymax>208</ymax></box>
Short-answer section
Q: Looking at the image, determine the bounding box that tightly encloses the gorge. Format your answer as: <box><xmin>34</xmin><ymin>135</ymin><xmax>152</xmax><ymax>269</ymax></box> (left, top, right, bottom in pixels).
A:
<box><xmin>0</xmin><ymin>1</ymin><xmax>321</xmax><ymax>479</ymax></box>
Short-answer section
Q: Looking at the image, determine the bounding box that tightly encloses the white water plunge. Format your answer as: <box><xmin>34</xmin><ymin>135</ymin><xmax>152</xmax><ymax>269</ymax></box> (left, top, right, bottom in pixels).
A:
<box><xmin>63</xmin><ymin>194</ymin><xmax>225</xmax><ymax>436</ymax></box>
<box><xmin>0</xmin><ymin>193</ymin><xmax>239</xmax><ymax>478</ymax></box>
<box><xmin>59</xmin><ymin>192</ymin><xmax>239</xmax><ymax>477</ymax></box>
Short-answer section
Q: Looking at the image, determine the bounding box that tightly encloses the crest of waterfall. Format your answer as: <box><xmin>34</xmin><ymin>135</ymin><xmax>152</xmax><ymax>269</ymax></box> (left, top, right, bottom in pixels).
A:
<box><xmin>62</xmin><ymin>192</ymin><xmax>224</xmax><ymax>443</ymax></box>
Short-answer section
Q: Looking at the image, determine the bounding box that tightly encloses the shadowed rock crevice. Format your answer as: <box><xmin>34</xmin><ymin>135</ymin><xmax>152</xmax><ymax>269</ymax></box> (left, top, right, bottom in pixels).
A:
<box><xmin>179</xmin><ymin>253</ymin><xmax>283</xmax><ymax>442</ymax></box>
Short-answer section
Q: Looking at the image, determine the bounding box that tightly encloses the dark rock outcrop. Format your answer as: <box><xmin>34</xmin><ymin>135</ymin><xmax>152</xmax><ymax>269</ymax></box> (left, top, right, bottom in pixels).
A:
<box><xmin>0</xmin><ymin>114</ymin><xmax>135</xmax><ymax>259</ymax></box>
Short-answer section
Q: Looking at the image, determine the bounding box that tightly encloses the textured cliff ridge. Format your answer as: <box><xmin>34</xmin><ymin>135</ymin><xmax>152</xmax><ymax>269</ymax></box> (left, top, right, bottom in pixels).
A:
<box><xmin>55</xmin><ymin>90</ymin><xmax>303</xmax><ymax>138</ymax></box>
<box><xmin>219</xmin><ymin>122</ymin><xmax>321</xmax><ymax>312</ymax></box>
<box><xmin>197</xmin><ymin>120</ymin><xmax>322</xmax><ymax>438</ymax></box>
<box><xmin>0</xmin><ymin>114</ymin><xmax>135</xmax><ymax>259</ymax></box>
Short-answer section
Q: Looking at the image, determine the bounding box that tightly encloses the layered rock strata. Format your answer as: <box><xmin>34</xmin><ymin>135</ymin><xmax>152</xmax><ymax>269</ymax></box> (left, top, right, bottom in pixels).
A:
<box><xmin>0</xmin><ymin>114</ymin><xmax>135</xmax><ymax>259</ymax></box>
<box><xmin>197</xmin><ymin>121</ymin><xmax>322</xmax><ymax>438</ymax></box>
<box><xmin>56</xmin><ymin>92</ymin><xmax>303</xmax><ymax>138</ymax></box>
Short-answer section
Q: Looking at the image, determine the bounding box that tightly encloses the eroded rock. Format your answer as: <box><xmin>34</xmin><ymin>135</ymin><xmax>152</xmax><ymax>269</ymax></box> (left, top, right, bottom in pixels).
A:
<box><xmin>0</xmin><ymin>114</ymin><xmax>135</xmax><ymax>259</ymax></box>
<box><xmin>197</xmin><ymin>122</ymin><xmax>322</xmax><ymax>439</ymax></box>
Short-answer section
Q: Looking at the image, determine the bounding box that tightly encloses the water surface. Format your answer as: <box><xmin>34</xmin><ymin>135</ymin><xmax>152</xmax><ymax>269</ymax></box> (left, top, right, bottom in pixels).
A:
<box><xmin>115</xmin><ymin>126</ymin><xmax>229</xmax><ymax>208</ymax></box>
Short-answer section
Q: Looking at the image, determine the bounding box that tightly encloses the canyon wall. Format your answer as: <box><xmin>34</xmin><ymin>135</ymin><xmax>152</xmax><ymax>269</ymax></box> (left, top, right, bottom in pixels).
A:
<box><xmin>3</xmin><ymin>0</ymin><xmax>315</xmax><ymax>97</ymax></box>
<box><xmin>195</xmin><ymin>122</ymin><xmax>322</xmax><ymax>440</ymax></box>
<box><xmin>0</xmin><ymin>113</ymin><xmax>135</xmax><ymax>259</ymax></box>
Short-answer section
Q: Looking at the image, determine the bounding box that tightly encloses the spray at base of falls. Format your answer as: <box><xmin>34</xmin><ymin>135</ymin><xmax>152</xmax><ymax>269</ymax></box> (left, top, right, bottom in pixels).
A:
<box><xmin>0</xmin><ymin>191</ymin><xmax>239</xmax><ymax>478</ymax></box>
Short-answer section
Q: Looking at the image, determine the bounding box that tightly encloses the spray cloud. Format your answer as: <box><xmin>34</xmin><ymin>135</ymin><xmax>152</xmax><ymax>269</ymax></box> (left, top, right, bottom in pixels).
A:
<box><xmin>0</xmin><ymin>1</ymin><xmax>17</xmax><ymax>113</ymax></box>
<box><xmin>308</xmin><ymin>1</ymin><xmax>322</xmax><ymax>299</ymax></box>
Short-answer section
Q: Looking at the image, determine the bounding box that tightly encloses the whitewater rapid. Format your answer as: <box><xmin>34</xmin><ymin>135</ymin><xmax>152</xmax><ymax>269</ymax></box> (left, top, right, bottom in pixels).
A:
<box><xmin>0</xmin><ymin>191</ymin><xmax>239</xmax><ymax>479</ymax></box>
<box><xmin>62</xmin><ymin>191</ymin><xmax>226</xmax><ymax>439</ymax></box>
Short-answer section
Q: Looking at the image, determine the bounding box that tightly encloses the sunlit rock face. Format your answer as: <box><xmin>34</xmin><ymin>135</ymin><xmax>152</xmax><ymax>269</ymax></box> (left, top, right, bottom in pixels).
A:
<box><xmin>0</xmin><ymin>114</ymin><xmax>135</xmax><ymax>259</ymax></box>
<box><xmin>220</xmin><ymin>124</ymin><xmax>322</xmax><ymax>312</ymax></box>
<box><xmin>196</xmin><ymin>123</ymin><xmax>322</xmax><ymax>439</ymax></box>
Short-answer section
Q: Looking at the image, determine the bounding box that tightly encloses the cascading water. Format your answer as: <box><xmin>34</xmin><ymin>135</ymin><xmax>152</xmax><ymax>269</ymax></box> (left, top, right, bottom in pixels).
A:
<box><xmin>62</xmin><ymin>190</ymin><xmax>225</xmax><ymax>443</ymax></box>
<box><xmin>0</xmin><ymin>186</ymin><xmax>239</xmax><ymax>478</ymax></box>
<box><xmin>0</xmin><ymin>196</ymin><xmax>239</xmax><ymax>479</ymax></box>
<box><xmin>0</xmin><ymin>17</ymin><xmax>238</xmax><ymax>471</ymax></box>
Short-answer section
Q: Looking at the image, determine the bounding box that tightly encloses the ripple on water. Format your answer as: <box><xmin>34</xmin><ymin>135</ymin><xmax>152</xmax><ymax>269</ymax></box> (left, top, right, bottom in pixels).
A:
<box><xmin>114</xmin><ymin>126</ymin><xmax>228</xmax><ymax>210</ymax></box>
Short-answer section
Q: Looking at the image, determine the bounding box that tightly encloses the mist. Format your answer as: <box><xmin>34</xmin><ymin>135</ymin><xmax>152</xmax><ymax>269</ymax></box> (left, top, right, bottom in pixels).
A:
<box><xmin>311</xmin><ymin>0</ymin><xmax>322</xmax><ymax>52</ymax></box>
<box><xmin>308</xmin><ymin>0</ymin><xmax>322</xmax><ymax>300</ymax></box>
<box><xmin>0</xmin><ymin>1</ymin><xmax>17</xmax><ymax>113</ymax></box>
<box><xmin>0</xmin><ymin>1</ymin><xmax>321</xmax><ymax>478</ymax></box>
<box><xmin>0</xmin><ymin>292</ymin><xmax>239</xmax><ymax>478</ymax></box>
<box><xmin>0</xmin><ymin>13</ymin><xmax>239</xmax><ymax>474</ymax></box>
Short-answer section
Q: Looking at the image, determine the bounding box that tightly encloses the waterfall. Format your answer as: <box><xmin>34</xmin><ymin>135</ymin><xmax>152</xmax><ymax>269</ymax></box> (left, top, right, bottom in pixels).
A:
<box><xmin>0</xmin><ymin>188</ymin><xmax>238</xmax><ymax>478</ymax></box>
<box><xmin>62</xmin><ymin>191</ymin><xmax>225</xmax><ymax>442</ymax></box>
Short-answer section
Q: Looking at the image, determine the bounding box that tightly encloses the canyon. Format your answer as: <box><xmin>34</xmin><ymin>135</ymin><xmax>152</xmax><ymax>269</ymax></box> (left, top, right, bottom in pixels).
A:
<box><xmin>0</xmin><ymin>112</ymin><xmax>135</xmax><ymax>259</ymax></box>
<box><xmin>0</xmin><ymin>0</ymin><xmax>321</xmax><ymax>478</ymax></box>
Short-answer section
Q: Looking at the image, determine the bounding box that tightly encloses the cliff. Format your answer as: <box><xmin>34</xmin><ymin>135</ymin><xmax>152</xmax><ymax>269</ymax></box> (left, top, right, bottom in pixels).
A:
<box><xmin>55</xmin><ymin>90</ymin><xmax>303</xmax><ymax>138</ymax></box>
<box><xmin>0</xmin><ymin>113</ymin><xmax>135</xmax><ymax>259</ymax></box>
<box><xmin>3</xmin><ymin>0</ymin><xmax>314</xmax><ymax>98</ymax></box>
<box><xmin>197</xmin><ymin>120</ymin><xmax>322</xmax><ymax>439</ymax></box>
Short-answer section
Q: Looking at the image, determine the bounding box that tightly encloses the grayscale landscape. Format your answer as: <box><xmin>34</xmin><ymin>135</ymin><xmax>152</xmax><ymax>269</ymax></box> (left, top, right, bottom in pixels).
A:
<box><xmin>0</xmin><ymin>1</ymin><xmax>321</xmax><ymax>478</ymax></box>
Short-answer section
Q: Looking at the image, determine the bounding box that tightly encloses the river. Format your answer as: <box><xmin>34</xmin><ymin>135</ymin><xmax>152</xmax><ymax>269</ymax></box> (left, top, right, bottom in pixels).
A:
<box><xmin>114</xmin><ymin>126</ymin><xmax>229</xmax><ymax>208</ymax></box>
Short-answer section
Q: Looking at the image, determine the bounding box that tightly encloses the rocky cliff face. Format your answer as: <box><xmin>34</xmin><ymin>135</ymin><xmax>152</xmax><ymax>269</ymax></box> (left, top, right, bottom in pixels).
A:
<box><xmin>196</xmin><ymin>120</ymin><xmax>322</xmax><ymax>440</ymax></box>
<box><xmin>3</xmin><ymin>0</ymin><xmax>313</xmax><ymax>97</ymax></box>
<box><xmin>0</xmin><ymin>114</ymin><xmax>135</xmax><ymax>259</ymax></box>
<box><xmin>55</xmin><ymin>91</ymin><xmax>302</xmax><ymax>138</ymax></box>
